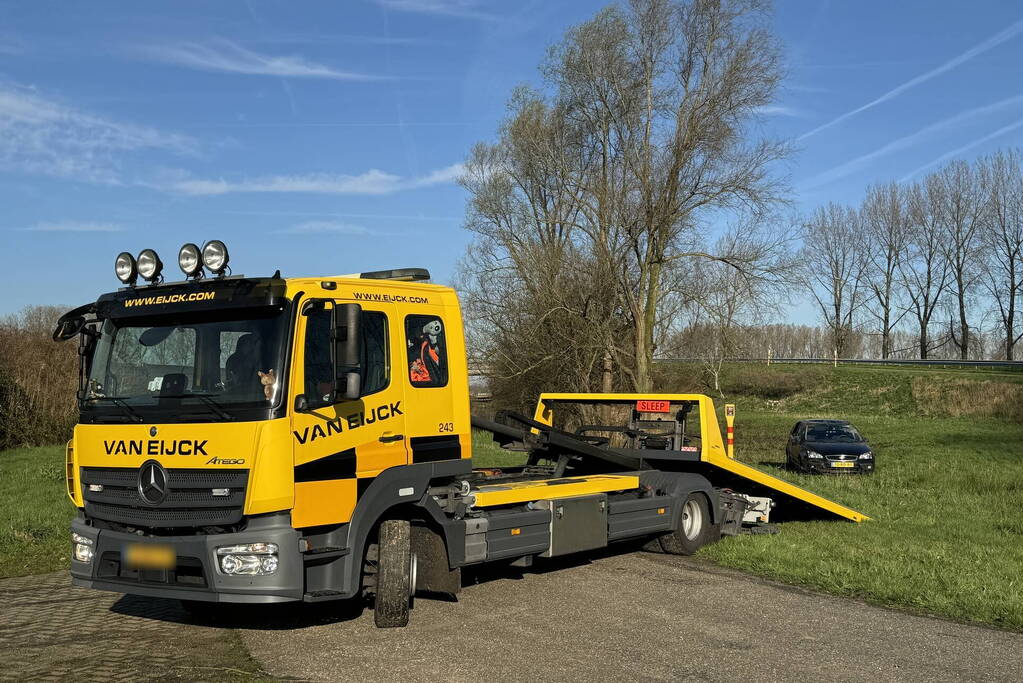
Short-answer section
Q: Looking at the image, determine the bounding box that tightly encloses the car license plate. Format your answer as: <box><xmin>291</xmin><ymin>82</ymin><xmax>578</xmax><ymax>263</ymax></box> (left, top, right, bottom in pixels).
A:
<box><xmin>124</xmin><ymin>543</ymin><xmax>175</xmax><ymax>569</ymax></box>
<box><xmin>831</xmin><ymin>461</ymin><xmax>855</xmax><ymax>468</ymax></box>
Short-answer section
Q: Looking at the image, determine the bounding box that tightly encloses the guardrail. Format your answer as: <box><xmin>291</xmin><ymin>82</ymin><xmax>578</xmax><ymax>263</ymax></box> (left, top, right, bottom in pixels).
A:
<box><xmin>656</xmin><ymin>357</ymin><xmax>1023</xmax><ymax>368</ymax></box>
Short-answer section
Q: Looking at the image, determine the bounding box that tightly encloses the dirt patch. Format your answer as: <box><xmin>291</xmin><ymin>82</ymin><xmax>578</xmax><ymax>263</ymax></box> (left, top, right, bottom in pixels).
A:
<box><xmin>912</xmin><ymin>377</ymin><xmax>1023</xmax><ymax>421</ymax></box>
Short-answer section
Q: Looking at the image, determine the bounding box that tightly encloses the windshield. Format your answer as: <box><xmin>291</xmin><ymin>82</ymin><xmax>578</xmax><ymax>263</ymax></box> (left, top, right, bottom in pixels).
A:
<box><xmin>805</xmin><ymin>423</ymin><xmax>863</xmax><ymax>443</ymax></box>
<box><xmin>83</xmin><ymin>307</ymin><xmax>290</xmax><ymax>422</ymax></box>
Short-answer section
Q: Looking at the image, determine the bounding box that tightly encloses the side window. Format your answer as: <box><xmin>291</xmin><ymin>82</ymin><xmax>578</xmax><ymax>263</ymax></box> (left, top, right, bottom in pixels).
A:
<box><xmin>303</xmin><ymin>307</ymin><xmax>333</xmax><ymax>405</ymax></box>
<box><xmin>360</xmin><ymin>312</ymin><xmax>389</xmax><ymax>396</ymax></box>
<box><xmin>303</xmin><ymin>306</ymin><xmax>390</xmax><ymax>405</ymax></box>
<box><xmin>405</xmin><ymin>314</ymin><xmax>448</xmax><ymax>388</ymax></box>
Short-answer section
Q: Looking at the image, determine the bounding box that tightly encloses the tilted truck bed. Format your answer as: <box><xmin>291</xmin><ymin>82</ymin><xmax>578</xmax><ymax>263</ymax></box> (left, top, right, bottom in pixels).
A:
<box><xmin>528</xmin><ymin>393</ymin><xmax>869</xmax><ymax>523</ymax></box>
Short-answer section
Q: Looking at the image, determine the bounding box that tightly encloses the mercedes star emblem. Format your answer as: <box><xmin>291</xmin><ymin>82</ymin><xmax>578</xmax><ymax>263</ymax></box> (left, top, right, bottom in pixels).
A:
<box><xmin>138</xmin><ymin>461</ymin><xmax>168</xmax><ymax>505</ymax></box>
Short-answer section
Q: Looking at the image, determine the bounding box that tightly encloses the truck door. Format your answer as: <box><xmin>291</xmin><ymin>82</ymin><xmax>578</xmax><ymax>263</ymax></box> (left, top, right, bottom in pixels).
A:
<box><xmin>290</xmin><ymin>299</ymin><xmax>406</xmax><ymax>528</ymax></box>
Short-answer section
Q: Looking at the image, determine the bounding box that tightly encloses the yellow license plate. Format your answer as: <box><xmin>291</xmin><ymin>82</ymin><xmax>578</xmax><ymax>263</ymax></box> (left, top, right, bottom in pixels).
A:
<box><xmin>831</xmin><ymin>461</ymin><xmax>855</xmax><ymax>468</ymax></box>
<box><xmin>124</xmin><ymin>543</ymin><xmax>176</xmax><ymax>569</ymax></box>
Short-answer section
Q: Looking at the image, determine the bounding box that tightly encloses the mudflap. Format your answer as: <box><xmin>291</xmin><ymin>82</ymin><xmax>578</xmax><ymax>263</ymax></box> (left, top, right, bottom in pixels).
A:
<box><xmin>411</xmin><ymin>523</ymin><xmax>461</xmax><ymax>599</ymax></box>
<box><xmin>717</xmin><ymin>489</ymin><xmax>750</xmax><ymax>537</ymax></box>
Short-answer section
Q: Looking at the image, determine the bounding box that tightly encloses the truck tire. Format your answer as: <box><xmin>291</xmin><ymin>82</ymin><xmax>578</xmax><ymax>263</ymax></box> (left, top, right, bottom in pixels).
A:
<box><xmin>659</xmin><ymin>493</ymin><xmax>712</xmax><ymax>555</ymax></box>
<box><xmin>374</xmin><ymin>519</ymin><xmax>414</xmax><ymax>628</ymax></box>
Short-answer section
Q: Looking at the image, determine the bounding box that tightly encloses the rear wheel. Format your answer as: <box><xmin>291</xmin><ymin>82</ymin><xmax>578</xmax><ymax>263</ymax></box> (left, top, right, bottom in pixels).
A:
<box><xmin>659</xmin><ymin>493</ymin><xmax>712</xmax><ymax>555</ymax></box>
<box><xmin>373</xmin><ymin>519</ymin><xmax>415</xmax><ymax>628</ymax></box>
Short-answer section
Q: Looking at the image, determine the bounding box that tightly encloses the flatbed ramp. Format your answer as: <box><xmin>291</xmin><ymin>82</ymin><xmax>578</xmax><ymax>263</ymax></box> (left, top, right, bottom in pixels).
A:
<box><xmin>701</xmin><ymin>451</ymin><xmax>868</xmax><ymax>522</ymax></box>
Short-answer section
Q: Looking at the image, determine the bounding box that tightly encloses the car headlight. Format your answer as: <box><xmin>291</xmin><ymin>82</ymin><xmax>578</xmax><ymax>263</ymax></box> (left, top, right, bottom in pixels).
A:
<box><xmin>216</xmin><ymin>542</ymin><xmax>278</xmax><ymax>575</ymax></box>
<box><xmin>72</xmin><ymin>532</ymin><xmax>94</xmax><ymax>563</ymax></box>
<box><xmin>806</xmin><ymin>450</ymin><xmax>823</xmax><ymax>459</ymax></box>
<box><xmin>858</xmin><ymin>452</ymin><xmax>873</xmax><ymax>460</ymax></box>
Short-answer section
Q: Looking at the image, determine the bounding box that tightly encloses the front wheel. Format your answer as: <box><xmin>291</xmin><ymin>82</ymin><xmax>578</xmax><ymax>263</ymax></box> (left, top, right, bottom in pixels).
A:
<box><xmin>658</xmin><ymin>493</ymin><xmax>713</xmax><ymax>555</ymax></box>
<box><xmin>373</xmin><ymin>519</ymin><xmax>415</xmax><ymax>628</ymax></box>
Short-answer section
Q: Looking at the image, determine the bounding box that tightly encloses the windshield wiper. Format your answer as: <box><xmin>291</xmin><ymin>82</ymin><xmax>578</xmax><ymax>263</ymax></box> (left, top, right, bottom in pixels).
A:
<box><xmin>158</xmin><ymin>393</ymin><xmax>235</xmax><ymax>421</ymax></box>
<box><xmin>86</xmin><ymin>396</ymin><xmax>144</xmax><ymax>423</ymax></box>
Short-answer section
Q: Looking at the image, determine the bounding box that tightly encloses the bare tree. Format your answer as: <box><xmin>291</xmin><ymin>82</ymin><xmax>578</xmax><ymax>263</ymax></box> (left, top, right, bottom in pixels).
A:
<box><xmin>460</xmin><ymin>0</ymin><xmax>790</xmax><ymax>396</ymax></box>
<box><xmin>977</xmin><ymin>149</ymin><xmax>1023</xmax><ymax>359</ymax></box>
<box><xmin>797</xmin><ymin>203</ymin><xmax>866</xmax><ymax>357</ymax></box>
<box><xmin>900</xmin><ymin>179</ymin><xmax>949</xmax><ymax>359</ymax></box>
<box><xmin>932</xmin><ymin>160</ymin><xmax>987</xmax><ymax>359</ymax></box>
<box><xmin>860</xmin><ymin>182</ymin><xmax>909</xmax><ymax>358</ymax></box>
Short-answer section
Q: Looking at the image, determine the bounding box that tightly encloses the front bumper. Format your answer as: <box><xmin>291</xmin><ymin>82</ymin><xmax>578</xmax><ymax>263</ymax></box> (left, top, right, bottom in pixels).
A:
<box><xmin>806</xmin><ymin>459</ymin><xmax>874</xmax><ymax>474</ymax></box>
<box><xmin>70</xmin><ymin>512</ymin><xmax>303</xmax><ymax>604</ymax></box>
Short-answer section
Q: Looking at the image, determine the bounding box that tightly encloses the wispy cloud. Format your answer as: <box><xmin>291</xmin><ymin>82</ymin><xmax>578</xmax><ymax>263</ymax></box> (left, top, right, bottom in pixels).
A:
<box><xmin>139</xmin><ymin>39</ymin><xmax>386</xmax><ymax>81</ymax></box>
<box><xmin>798</xmin><ymin>17</ymin><xmax>1023</xmax><ymax>141</ymax></box>
<box><xmin>754</xmin><ymin>105</ymin><xmax>803</xmax><ymax>118</ymax></box>
<box><xmin>900</xmin><ymin>116</ymin><xmax>1023</xmax><ymax>182</ymax></box>
<box><xmin>167</xmin><ymin>163</ymin><xmax>464</xmax><ymax>196</ymax></box>
<box><xmin>280</xmin><ymin>220</ymin><xmax>372</xmax><ymax>235</ymax></box>
<box><xmin>801</xmin><ymin>94</ymin><xmax>1023</xmax><ymax>189</ymax></box>
<box><xmin>19</xmin><ymin>221</ymin><xmax>122</xmax><ymax>232</ymax></box>
<box><xmin>374</xmin><ymin>0</ymin><xmax>496</xmax><ymax>20</ymax></box>
<box><xmin>0</xmin><ymin>84</ymin><xmax>197</xmax><ymax>183</ymax></box>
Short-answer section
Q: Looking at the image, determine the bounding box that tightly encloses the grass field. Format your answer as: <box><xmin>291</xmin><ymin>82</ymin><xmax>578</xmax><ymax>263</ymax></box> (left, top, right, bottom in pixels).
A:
<box><xmin>0</xmin><ymin>446</ymin><xmax>74</xmax><ymax>578</ymax></box>
<box><xmin>4</xmin><ymin>363</ymin><xmax>1022</xmax><ymax>630</ymax></box>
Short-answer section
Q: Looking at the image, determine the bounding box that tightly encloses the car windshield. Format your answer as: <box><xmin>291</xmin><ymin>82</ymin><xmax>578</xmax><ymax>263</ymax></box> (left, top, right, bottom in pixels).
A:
<box><xmin>805</xmin><ymin>423</ymin><xmax>863</xmax><ymax>443</ymax></box>
<box><xmin>84</xmin><ymin>307</ymin><xmax>289</xmax><ymax>421</ymax></box>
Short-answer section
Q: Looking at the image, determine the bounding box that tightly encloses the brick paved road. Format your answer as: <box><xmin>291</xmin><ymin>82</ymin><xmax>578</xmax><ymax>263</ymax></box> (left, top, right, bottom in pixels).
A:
<box><xmin>0</xmin><ymin>572</ymin><xmax>261</xmax><ymax>682</ymax></box>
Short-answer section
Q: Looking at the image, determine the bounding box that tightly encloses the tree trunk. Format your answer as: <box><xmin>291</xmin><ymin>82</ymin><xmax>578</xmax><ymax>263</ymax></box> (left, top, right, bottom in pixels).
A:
<box><xmin>919</xmin><ymin>322</ymin><xmax>928</xmax><ymax>360</ymax></box>
<box><xmin>958</xmin><ymin>297</ymin><xmax>969</xmax><ymax>360</ymax></box>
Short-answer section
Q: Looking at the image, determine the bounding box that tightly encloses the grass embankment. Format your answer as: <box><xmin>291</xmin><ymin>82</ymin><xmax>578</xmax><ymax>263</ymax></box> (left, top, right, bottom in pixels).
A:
<box><xmin>0</xmin><ymin>446</ymin><xmax>74</xmax><ymax>578</ymax></box>
<box><xmin>675</xmin><ymin>363</ymin><xmax>1023</xmax><ymax>630</ymax></box>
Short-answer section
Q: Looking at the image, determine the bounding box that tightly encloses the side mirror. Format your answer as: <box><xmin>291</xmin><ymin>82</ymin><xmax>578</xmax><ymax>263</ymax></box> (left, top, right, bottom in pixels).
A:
<box><xmin>333</xmin><ymin>303</ymin><xmax>362</xmax><ymax>402</ymax></box>
<box><xmin>53</xmin><ymin>316</ymin><xmax>85</xmax><ymax>342</ymax></box>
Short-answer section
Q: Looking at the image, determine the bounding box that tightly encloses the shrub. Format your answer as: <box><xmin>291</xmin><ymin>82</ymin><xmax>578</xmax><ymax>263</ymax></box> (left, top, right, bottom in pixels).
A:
<box><xmin>0</xmin><ymin>306</ymin><xmax>78</xmax><ymax>449</ymax></box>
<box><xmin>911</xmin><ymin>377</ymin><xmax>1023</xmax><ymax>422</ymax></box>
<box><xmin>723</xmin><ymin>366</ymin><xmax>821</xmax><ymax>400</ymax></box>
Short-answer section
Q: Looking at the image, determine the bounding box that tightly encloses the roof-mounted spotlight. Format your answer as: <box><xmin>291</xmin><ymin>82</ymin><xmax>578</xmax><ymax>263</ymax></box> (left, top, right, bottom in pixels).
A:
<box><xmin>178</xmin><ymin>243</ymin><xmax>203</xmax><ymax>278</ymax></box>
<box><xmin>115</xmin><ymin>252</ymin><xmax>137</xmax><ymax>285</ymax></box>
<box><xmin>137</xmin><ymin>249</ymin><xmax>163</xmax><ymax>284</ymax></box>
<box><xmin>202</xmin><ymin>240</ymin><xmax>230</xmax><ymax>277</ymax></box>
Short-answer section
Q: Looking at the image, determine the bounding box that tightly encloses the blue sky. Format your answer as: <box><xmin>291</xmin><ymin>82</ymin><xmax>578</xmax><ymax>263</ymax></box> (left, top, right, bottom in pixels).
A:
<box><xmin>3</xmin><ymin>0</ymin><xmax>1023</xmax><ymax>316</ymax></box>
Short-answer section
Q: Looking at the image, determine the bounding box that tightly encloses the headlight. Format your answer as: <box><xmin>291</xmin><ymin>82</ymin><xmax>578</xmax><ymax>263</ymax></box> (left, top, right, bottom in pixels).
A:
<box><xmin>178</xmin><ymin>243</ymin><xmax>203</xmax><ymax>277</ymax></box>
<box><xmin>216</xmin><ymin>542</ymin><xmax>278</xmax><ymax>575</ymax></box>
<box><xmin>806</xmin><ymin>450</ymin><xmax>823</xmax><ymax>459</ymax></box>
<box><xmin>115</xmin><ymin>252</ymin><xmax>137</xmax><ymax>284</ymax></box>
<box><xmin>137</xmin><ymin>249</ymin><xmax>163</xmax><ymax>282</ymax></box>
<box><xmin>72</xmin><ymin>532</ymin><xmax>94</xmax><ymax>563</ymax></box>
<box><xmin>858</xmin><ymin>452</ymin><xmax>873</xmax><ymax>460</ymax></box>
<box><xmin>202</xmin><ymin>240</ymin><xmax>230</xmax><ymax>275</ymax></box>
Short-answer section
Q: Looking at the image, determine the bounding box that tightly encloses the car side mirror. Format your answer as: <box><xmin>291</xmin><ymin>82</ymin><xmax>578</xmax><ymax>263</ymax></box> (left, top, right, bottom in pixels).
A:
<box><xmin>333</xmin><ymin>303</ymin><xmax>362</xmax><ymax>401</ymax></box>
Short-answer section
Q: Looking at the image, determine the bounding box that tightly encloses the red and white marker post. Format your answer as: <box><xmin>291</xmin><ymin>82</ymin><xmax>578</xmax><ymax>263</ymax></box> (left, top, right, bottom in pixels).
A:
<box><xmin>725</xmin><ymin>403</ymin><xmax>735</xmax><ymax>459</ymax></box>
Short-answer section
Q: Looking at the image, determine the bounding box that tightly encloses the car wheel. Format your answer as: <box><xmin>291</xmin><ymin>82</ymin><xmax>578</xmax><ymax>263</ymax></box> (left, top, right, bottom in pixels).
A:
<box><xmin>659</xmin><ymin>493</ymin><xmax>712</xmax><ymax>555</ymax></box>
<box><xmin>373</xmin><ymin>519</ymin><xmax>414</xmax><ymax>628</ymax></box>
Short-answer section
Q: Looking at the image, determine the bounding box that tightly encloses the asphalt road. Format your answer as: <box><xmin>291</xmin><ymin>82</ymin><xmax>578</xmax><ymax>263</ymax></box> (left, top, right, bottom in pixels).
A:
<box><xmin>5</xmin><ymin>553</ymin><xmax>1022</xmax><ymax>682</ymax></box>
<box><xmin>240</xmin><ymin>550</ymin><xmax>1023</xmax><ymax>682</ymax></box>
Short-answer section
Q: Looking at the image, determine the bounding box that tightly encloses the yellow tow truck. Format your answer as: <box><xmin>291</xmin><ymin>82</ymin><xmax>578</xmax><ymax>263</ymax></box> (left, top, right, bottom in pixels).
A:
<box><xmin>54</xmin><ymin>242</ymin><xmax>865</xmax><ymax>627</ymax></box>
